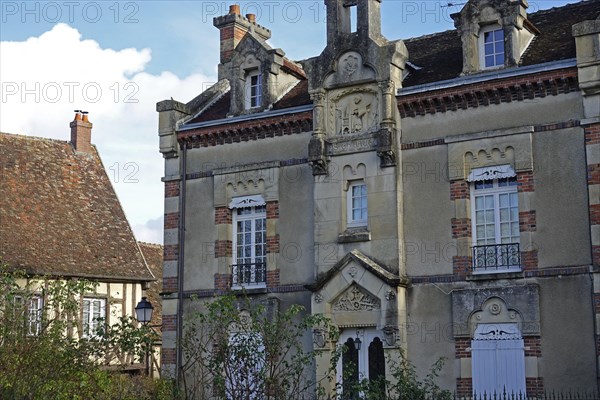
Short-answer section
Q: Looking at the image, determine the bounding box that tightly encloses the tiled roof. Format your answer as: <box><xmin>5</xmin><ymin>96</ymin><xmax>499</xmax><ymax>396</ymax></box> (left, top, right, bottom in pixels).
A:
<box><xmin>0</xmin><ymin>132</ymin><xmax>154</xmax><ymax>282</ymax></box>
<box><xmin>138</xmin><ymin>242</ymin><xmax>163</xmax><ymax>327</ymax></box>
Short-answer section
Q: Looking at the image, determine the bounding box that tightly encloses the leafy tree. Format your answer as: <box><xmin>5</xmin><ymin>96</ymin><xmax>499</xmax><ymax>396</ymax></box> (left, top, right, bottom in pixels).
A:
<box><xmin>178</xmin><ymin>293</ymin><xmax>453</xmax><ymax>400</ymax></box>
<box><xmin>0</xmin><ymin>263</ymin><xmax>171</xmax><ymax>400</ymax></box>
<box><xmin>179</xmin><ymin>294</ymin><xmax>339</xmax><ymax>400</ymax></box>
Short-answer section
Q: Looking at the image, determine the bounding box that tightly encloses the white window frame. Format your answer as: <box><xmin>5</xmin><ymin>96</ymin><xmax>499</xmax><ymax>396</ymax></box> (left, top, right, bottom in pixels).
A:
<box><xmin>347</xmin><ymin>181</ymin><xmax>368</xmax><ymax>228</ymax></box>
<box><xmin>479</xmin><ymin>25</ymin><xmax>505</xmax><ymax>69</ymax></box>
<box><xmin>82</xmin><ymin>297</ymin><xmax>106</xmax><ymax>338</ymax></box>
<box><xmin>470</xmin><ymin>174</ymin><xmax>520</xmax><ymax>274</ymax></box>
<box><xmin>472</xmin><ymin>323</ymin><xmax>526</xmax><ymax>396</ymax></box>
<box><xmin>15</xmin><ymin>295</ymin><xmax>43</xmax><ymax>336</ymax></box>
<box><xmin>231</xmin><ymin>196</ymin><xmax>267</xmax><ymax>289</ymax></box>
<box><xmin>245</xmin><ymin>70</ymin><xmax>262</xmax><ymax>109</ymax></box>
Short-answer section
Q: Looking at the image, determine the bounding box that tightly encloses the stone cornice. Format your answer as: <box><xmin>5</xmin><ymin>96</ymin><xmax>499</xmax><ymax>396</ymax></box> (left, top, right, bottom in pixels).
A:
<box><xmin>177</xmin><ymin>110</ymin><xmax>312</xmax><ymax>148</ymax></box>
<box><xmin>397</xmin><ymin>67</ymin><xmax>579</xmax><ymax>118</ymax></box>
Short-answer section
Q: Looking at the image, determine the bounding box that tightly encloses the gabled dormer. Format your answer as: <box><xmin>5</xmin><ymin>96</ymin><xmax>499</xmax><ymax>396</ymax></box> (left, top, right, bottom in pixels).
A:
<box><xmin>452</xmin><ymin>0</ymin><xmax>539</xmax><ymax>74</ymax></box>
<box><xmin>213</xmin><ymin>5</ymin><xmax>304</xmax><ymax>115</ymax></box>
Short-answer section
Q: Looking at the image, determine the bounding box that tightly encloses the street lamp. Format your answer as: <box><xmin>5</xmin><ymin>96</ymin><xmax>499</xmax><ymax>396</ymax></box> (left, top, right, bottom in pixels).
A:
<box><xmin>135</xmin><ymin>297</ymin><xmax>155</xmax><ymax>376</ymax></box>
<box><xmin>135</xmin><ymin>296</ymin><xmax>154</xmax><ymax>324</ymax></box>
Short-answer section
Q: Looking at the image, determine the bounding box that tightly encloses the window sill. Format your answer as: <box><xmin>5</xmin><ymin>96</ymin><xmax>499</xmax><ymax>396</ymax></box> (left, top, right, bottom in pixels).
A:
<box><xmin>231</xmin><ymin>284</ymin><xmax>268</xmax><ymax>294</ymax></box>
<box><xmin>468</xmin><ymin>269</ymin><xmax>523</xmax><ymax>281</ymax></box>
<box><xmin>338</xmin><ymin>228</ymin><xmax>371</xmax><ymax>243</ymax></box>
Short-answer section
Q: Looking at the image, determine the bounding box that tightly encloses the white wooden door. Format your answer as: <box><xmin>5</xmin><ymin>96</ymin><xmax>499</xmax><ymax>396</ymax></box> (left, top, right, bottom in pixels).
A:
<box><xmin>472</xmin><ymin>323</ymin><xmax>526</xmax><ymax>396</ymax></box>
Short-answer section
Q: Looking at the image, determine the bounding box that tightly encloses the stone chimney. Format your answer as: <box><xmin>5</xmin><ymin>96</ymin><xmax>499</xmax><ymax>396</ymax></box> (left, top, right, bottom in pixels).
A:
<box><xmin>213</xmin><ymin>4</ymin><xmax>271</xmax><ymax>65</ymax></box>
<box><xmin>70</xmin><ymin>111</ymin><xmax>93</xmax><ymax>153</ymax></box>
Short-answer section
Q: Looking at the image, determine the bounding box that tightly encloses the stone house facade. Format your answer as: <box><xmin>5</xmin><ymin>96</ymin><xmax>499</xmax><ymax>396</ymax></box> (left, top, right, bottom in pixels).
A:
<box><xmin>158</xmin><ymin>0</ymin><xmax>600</xmax><ymax>394</ymax></box>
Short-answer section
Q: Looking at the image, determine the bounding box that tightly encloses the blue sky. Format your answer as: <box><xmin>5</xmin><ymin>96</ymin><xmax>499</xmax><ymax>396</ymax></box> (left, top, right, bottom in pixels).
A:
<box><xmin>0</xmin><ymin>0</ymin><xmax>578</xmax><ymax>242</ymax></box>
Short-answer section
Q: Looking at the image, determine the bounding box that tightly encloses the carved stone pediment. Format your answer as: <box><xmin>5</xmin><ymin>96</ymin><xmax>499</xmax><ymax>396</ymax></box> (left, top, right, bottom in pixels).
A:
<box><xmin>332</xmin><ymin>283</ymin><xmax>381</xmax><ymax>312</ymax></box>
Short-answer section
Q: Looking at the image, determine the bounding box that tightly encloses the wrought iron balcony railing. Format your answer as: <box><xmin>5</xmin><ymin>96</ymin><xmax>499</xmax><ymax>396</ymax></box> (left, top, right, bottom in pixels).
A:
<box><xmin>231</xmin><ymin>262</ymin><xmax>266</xmax><ymax>288</ymax></box>
<box><xmin>472</xmin><ymin>243</ymin><xmax>521</xmax><ymax>273</ymax></box>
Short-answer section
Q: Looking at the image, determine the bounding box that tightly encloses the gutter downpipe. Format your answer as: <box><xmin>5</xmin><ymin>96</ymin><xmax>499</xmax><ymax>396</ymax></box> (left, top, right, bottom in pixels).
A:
<box><xmin>176</xmin><ymin>140</ymin><xmax>187</xmax><ymax>387</ymax></box>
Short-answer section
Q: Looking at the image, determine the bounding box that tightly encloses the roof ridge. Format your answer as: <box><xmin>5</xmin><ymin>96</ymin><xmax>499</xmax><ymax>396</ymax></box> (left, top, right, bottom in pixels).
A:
<box><xmin>0</xmin><ymin>131</ymin><xmax>70</xmax><ymax>145</ymax></box>
<box><xmin>529</xmin><ymin>0</ymin><xmax>592</xmax><ymax>16</ymax></box>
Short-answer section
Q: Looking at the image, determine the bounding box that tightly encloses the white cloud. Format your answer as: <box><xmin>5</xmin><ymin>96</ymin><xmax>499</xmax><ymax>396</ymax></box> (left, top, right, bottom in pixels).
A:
<box><xmin>0</xmin><ymin>23</ymin><xmax>215</xmax><ymax>243</ymax></box>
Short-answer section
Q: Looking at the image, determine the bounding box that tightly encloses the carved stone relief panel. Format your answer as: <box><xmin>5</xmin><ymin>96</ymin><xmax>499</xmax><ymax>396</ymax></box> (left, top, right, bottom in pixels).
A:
<box><xmin>328</xmin><ymin>87</ymin><xmax>380</xmax><ymax>137</ymax></box>
<box><xmin>332</xmin><ymin>283</ymin><xmax>381</xmax><ymax>312</ymax></box>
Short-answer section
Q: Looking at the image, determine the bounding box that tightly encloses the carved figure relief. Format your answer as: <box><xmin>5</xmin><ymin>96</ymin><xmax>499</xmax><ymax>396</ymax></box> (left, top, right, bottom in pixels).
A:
<box><xmin>333</xmin><ymin>284</ymin><xmax>381</xmax><ymax>312</ymax></box>
<box><xmin>332</xmin><ymin>90</ymin><xmax>379</xmax><ymax>136</ymax></box>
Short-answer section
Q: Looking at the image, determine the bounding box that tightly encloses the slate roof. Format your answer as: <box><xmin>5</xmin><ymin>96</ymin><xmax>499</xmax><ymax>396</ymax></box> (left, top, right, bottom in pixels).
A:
<box><xmin>138</xmin><ymin>242</ymin><xmax>163</xmax><ymax>327</ymax></box>
<box><xmin>403</xmin><ymin>0</ymin><xmax>600</xmax><ymax>87</ymax></box>
<box><xmin>0</xmin><ymin>132</ymin><xmax>154</xmax><ymax>282</ymax></box>
<box><xmin>185</xmin><ymin>0</ymin><xmax>599</xmax><ymax>125</ymax></box>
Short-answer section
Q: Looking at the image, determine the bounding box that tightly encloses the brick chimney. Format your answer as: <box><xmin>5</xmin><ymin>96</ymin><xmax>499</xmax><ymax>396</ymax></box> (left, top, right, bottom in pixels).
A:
<box><xmin>213</xmin><ymin>4</ymin><xmax>271</xmax><ymax>65</ymax></box>
<box><xmin>70</xmin><ymin>111</ymin><xmax>93</xmax><ymax>153</ymax></box>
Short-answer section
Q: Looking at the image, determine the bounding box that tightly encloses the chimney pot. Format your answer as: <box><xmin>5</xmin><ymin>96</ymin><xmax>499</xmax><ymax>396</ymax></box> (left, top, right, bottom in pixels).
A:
<box><xmin>246</xmin><ymin>13</ymin><xmax>256</xmax><ymax>23</ymax></box>
<box><xmin>229</xmin><ymin>4</ymin><xmax>240</xmax><ymax>15</ymax></box>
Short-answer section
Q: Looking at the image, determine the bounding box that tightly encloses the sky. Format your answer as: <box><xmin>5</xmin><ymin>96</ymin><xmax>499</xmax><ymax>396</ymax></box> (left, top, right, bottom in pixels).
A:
<box><xmin>0</xmin><ymin>0</ymin><xmax>577</xmax><ymax>243</ymax></box>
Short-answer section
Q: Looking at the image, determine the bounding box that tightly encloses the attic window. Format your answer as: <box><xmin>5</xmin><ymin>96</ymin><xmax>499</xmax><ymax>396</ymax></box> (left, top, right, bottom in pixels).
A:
<box><xmin>245</xmin><ymin>70</ymin><xmax>262</xmax><ymax>109</ymax></box>
<box><xmin>480</xmin><ymin>26</ymin><xmax>505</xmax><ymax>69</ymax></box>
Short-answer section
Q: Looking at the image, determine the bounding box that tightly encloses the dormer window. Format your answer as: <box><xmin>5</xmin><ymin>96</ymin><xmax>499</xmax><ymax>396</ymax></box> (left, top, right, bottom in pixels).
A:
<box><xmin>481</xmin><ymin>25</ymin><xmax>504</xmax><ymax>69</ymax></box>
<box><xmin>245</xmin><ymin>70</ymin><xmax>262</xmax><ymax>109</ymax></box>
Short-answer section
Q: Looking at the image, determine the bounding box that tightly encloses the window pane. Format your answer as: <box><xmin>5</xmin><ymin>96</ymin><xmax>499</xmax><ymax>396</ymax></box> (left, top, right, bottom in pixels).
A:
<box><xmin>496</xmin><ymin>54</ymin><xmax>504</xmax><ymax>66</ymax></box>
<box><xmin>475</xmin><ymin>196</ymin><xmax>484</xmax><ymax>209</ymax></box>
<box><xmin>512</xmin><ymin>223</ymin><xmax>520</xmax><ymax>237</ymax></box>
<box><xmin>485</xmin><ymin>196</ymin><xmax>494</xmax><ymax>209</ymax></box>
<box><xmin>510</xmin><ymin>208</ymin><xmax>518</xmax><ymax>221</ymax></box>
<box><xmin>477</xmin><ymin>226</ymin><xmax>485</xmax><ymax>238</ymax></box>
<box><xmin>475</xmin><ymin>210</ymin><xmax>485</xmax><ymax>223</ymax></box>
<box><xmin>494</xmin><ymin>29</ymin><xmax>504</xmax><ymax>41</ymax></box>
<box><xmin>485</xmin><ymin>56</ymin><xmax>494</xmax><ymax>68</ymax></box>
<box><xmin>501</xmin><ymin>223</ymin><xmax>510</xmax><ymax>237</ymax></box>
